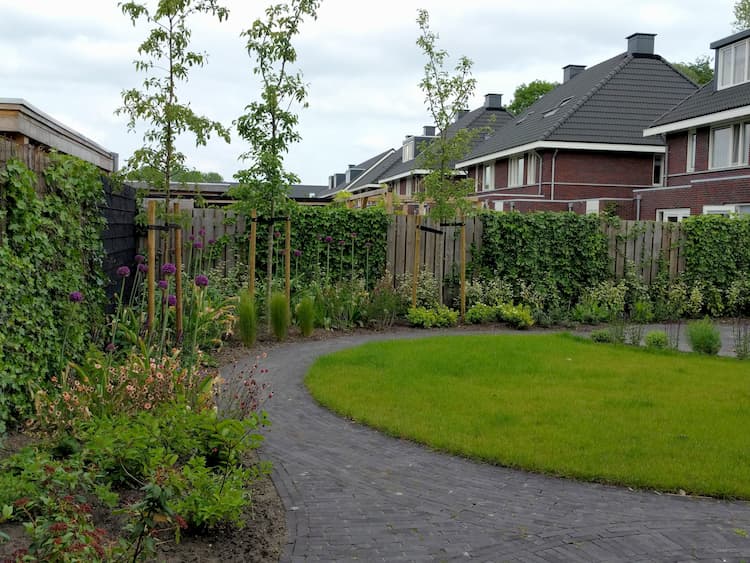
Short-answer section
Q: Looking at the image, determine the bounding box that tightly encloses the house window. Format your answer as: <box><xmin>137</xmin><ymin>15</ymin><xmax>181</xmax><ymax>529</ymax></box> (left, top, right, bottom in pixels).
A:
<box><xmin>406</xmin><ymin>176</ymin><xmax>413</xmax><ymax>196</ymax></box>
<box><xmin>686</xmin><ymin>129</ymin><xmax>697</xmax><ymax>172</ymax></box>
<box><xmin>483</xmin><ymin>163</ymin><xmax>494</xmax><ymax>191</ymax></box>
<box><xmin>653</xmin><ymin>154</ymin><xmax>664</xmax><ymax>185</ymax></box>
<box><xmin>703</xmin><ymin>204</ymin><xmax>750</xmax><ymax>216</ymax></box>
<box><xmin>527</xmin><ymin>154</ymin><xmax>538</xmax><ymax>184</ymax></box>
<box><xmin>718</xmin><ymin>38</ymin><xmax>750</xmax><ymax>89</ymax></box>
<box><xmin>508</xmin><ymin>155</ymin><xmax>525</xmax><ymax>187</ymax></box>
<box><xmin>402</xmin><ymin>140</ymin><xmax>414</xmax><ymax>162</ymax></box>
<box><xmin>710</xmin><ymin>122</ymin><xmax>749</xmax><ymax>169</ymax></box>
<box><xmin>657</xmin><ymin>208</ymin><xmax>690</xmax><ymax>222</ymax></box>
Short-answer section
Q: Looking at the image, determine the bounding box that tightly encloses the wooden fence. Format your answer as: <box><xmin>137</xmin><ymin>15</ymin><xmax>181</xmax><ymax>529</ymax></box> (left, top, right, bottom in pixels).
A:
<box><xmin>148</xmin><ymin>209</ymin><xmax>687</xmax><ymax>289</ymax></box>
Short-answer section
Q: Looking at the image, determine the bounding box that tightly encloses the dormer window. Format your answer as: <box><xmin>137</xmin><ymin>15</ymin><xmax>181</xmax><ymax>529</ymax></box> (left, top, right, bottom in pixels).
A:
<box><xmin>718</xmin><ymin>38</ymin><xmax>750</xmax><ymax>89</ymax></box>
<box><xmin>402</xmin><ymin>139</ymin><xmax>415</xmax><ymax>162</ymax></box>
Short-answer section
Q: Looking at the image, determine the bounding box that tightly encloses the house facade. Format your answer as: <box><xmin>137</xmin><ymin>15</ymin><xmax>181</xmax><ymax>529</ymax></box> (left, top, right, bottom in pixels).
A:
<box><xmin>455</xmin><ymin>34</ymin><xmax>698</xmax><ymax>218</ymax></box>
<box><xmin>641</xmin><ymin>29</ymin><xmax>750</xmax><ymax>221</ymax></box>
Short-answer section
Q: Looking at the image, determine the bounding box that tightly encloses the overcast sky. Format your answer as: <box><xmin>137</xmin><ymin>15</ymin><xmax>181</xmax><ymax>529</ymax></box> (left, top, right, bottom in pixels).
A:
<box><xmin>0</xmin><ymin>0</ymin><xmax>738</xmax><ymax>186</ymax></box>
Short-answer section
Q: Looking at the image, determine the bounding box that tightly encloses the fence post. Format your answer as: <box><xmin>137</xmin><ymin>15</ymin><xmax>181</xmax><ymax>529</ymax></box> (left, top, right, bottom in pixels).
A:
<box><xmin>412</xmin><ymin>215</ymin><xmax>421</xmax><ymax>308</ymax></box>
<box><xmin>285</xmin><ymin>216</ymin><xmax>291</xmax><ymax>311</ymax></box>
<box><xmin>173</xmin><ymin>202</ymin><xmax>183</xmax><ymax>339</ymax></box>
<box><xmin>147</xmin><ymin>200</ymin><xmax>156</xmax><ymax>332</ymax></box>
<box><xmin>249</xmin><ymin>209</ymin><xmax>257</xmax><ymax>297</ymax></box>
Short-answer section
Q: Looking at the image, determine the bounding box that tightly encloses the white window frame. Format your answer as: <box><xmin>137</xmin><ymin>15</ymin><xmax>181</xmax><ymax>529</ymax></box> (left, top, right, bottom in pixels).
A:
<box><xmin>402</xmin><ymin>140</ymin><xmax>414</xmax><ymax>162</ymax></box>
<box><xmin>718</xmin><ymin>38</ymin><xmax>750</xmax><ymax>90</ymax></box>
<box><xmin>686</xmin><ymin>129</ymin><xmax>697</xmax><ymax>172</ymax></box>
<box><xmin>709</xmin><ymin>121</ymin><xmax>750</xmax><ymax>169</ymax></box>
<box><xmin>703</xmin><ymin>203</ymin><xmax>750</xmax><ymax>216</ymax></box>
<box><xmin>652</xmin><ymin>154</ymin><xmax>664</xmax><ymax>186</ymax></box>
<box><xmin>483</xmin><ymin>163</ymin><xmax>495</xmax><ymax>191</ymax></box>
<box><xmin>508</xmin><ymin>155</ymin><xmax>525</xmax><ymax>187</ymax></box>
<box><xmin>405</xmin><ymin>176</ymin><xmax>413</xmax><ymax>196</ymax></box>
<box><xmin>656</xmin><ymin>208</ymin><xmax>690</xmax><ymax>222</ymax></box>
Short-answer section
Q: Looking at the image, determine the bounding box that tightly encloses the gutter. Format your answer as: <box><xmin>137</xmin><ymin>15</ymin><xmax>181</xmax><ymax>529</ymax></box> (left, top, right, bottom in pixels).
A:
<box><xmin>550</xmin><ymin>149</ymin><xmax>559</xmax><ymax>201</ymax></box>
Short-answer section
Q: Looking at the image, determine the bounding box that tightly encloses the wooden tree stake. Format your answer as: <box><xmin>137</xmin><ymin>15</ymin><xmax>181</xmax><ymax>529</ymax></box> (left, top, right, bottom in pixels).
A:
<box><xmin>147</xmin><ymin>200</ymin><xmax>156</xmax><ymax>332</ymax></box>
<box><xmin>460</xmin><ymin>212</ymin><xmax>466</xmax><ymax>321</ymax></box>
<box><xmin>285</xmin><ymin>217</ymin><xmax>291</xmax><ymax>311</ymax></box>
<box><xmin>249</xmin><ymin>209</ymin><xmax>257</xmax><ymax>297</ymax></box>
<box><xmin>173</xmin><ymin>202</ymin><xmax>183</xmax><ymax>339</ymax></box>
<box><xmin>412</xmin><ymin>214</ymin><xmax>421</xmax><ymax>308</ymax></box>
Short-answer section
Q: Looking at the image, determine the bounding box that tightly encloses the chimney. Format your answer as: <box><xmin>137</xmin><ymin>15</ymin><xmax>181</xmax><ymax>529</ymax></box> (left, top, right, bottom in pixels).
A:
<box><xmin>334</xmin><ymin>173</ymin><xmax>346</xmax><ymax>188</ymax></box>
<box><xmin>627</xmin><ymin>33</ymin><xmax>656</xmax><ymax>56</ymax></box>
<box><xmin>328</xmin><ymin>175</ymin><xmax>335</xmax><ymax>190</ymax></box>
<box><xmin>346</xmin><ymin>164</ymin><xmax>364</xmax><ymax>183</ymax></box>
<box><xmin>484</xmin><ymin>93</ymin><xmax>503</xmax><ymax>109</ymax></box>
<box><xmin>563</xmin><ymin>64</ymin><xmax>586</xmax><ymax>83</ymax></box>
<box><xmin>422</xmin><ymin>125</ymin><xmax>436</xmax><ymax>137</ymax></box>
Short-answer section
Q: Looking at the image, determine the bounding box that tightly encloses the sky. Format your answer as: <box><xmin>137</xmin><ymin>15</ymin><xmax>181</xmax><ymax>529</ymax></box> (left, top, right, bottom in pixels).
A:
<box><xmin>0</xmin><ymin>0</ymin><xmax>739</xmax><ymax>186</ymax></box>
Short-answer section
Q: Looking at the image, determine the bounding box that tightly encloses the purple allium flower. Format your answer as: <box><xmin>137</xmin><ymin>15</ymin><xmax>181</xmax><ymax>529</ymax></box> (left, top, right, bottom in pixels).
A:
<box><xmin>137</xmin><ymin>263</ymin><xmax>148</xmax><ymax>274</ymax></box>
<box><xmin>324</xmin><ymin>235</ymin><xmax>333</xmax><ymax>244</ymax></box>
<box><xmin>194</xmin><ymin>274</ymin><xmax>209</xmax><ymax>288</ymax></box>
<box><xmin>279</xmin><ymin>249</ymin><xmax>286</xmax><ymax>256</ymax></box>
<box><xmin>134</xmin><ymin>254</ymin><xmax>146</xmax><ymax>264</ymax></box>
<box><xmin>167</xmin><ymin>294</ymin><xmax>177</xmax><ymax>307</ymax></box>
<box><xmin>189</xmin><ymin>234</ymin><xmax>195</xmax><ymax>242</ymax></box>
<box><xmin>293</xmin><ymin>249</ymin><xmax>302</xmax><ymax>257</ymax></box>
<box><xmin>105</xmin><ymin>342</ymin><xmax>117</xmax><ymax>353</ymax></box>
<box><xmin>338</xmin><ymin>239</ymin><xmax>346</xmax><ymax>246</ymax></box>
<box><xmin>117</xmin><ymin>265</ymin><xmax>131</xmax><ymax>278</ymax></box>
<box><xmin>364</xmin><ymin>242</ymin><xmax>372</xmax><ymax>248</ymax></box>
<box><xmin>208</xmin><ymin>238</ymin><xmax>216</xmax><ymax>245</ymax></box>
<box><xmin>158</xmin><ymin>279</ymin><xmax>168</xmax><ymax>290</ymax></box>
<box><xmin>351</xmin><ymin>232</ymin><xmax>357</xmax><ymax>238</ymax></box>
<box><xmin>194</xmin><ymin>240</ymin><xmax>203</xmax><ymax>249</ymax></box>
<box><xmin>161</xmin><ymin>263</ymin><xmax>176</xmax><ymax>276</ymax></box>
<box><xmin>69</xmin><ymin>291</ymin><xmax>84</xmax><ymax>303</ymax></box>
<box><xmin>198</xmin><ymin>228</ymin><xmax>206</xmax><ymax>236</ymax></box>
<box><xmin>274</xmin><ymin>231</ymin><xmax>281</xmax><ymax>239</ymax></box>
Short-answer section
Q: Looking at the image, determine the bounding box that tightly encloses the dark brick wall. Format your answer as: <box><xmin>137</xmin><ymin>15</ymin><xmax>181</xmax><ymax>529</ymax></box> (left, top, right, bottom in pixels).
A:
<box><xmin>638</xmin><ymin>175</ymin><xmax>750</xmax><ymax>220</ymax></box>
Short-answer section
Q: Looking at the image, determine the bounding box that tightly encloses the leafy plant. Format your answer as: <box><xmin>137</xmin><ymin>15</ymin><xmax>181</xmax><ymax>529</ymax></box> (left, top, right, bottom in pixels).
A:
<box><xmin>237</xmin><ymin>289</ymin><xmax>258</xmax><ymax>347</ymax></box>
<box><xmin>645</xmin><ymin>330</ymin><xmax>669</xmax><ymax>350</ymax></box>
<box><xmin>407</xmin><ymin>306</ymin><xmax>458</xmax><ymax>328</ymax></box>
<box><xmin>270</xmin><ymin>292</ymin><xmax>289</xmax><ymax>341</ymax></box>
<box><xmin>296</xmin><ymin>295</ymin><xmax>315</xmax><ymax>337</ymax></box>
<box><xmin>687</xmin><ymin>318</ymin><xmax>722</xmax><ymax>355</ymax></box>
<box><xmin>465</xmin><ymin>303</ymin><xmax>497</xmax><ymax>324</ymax></box>
<box><xmin>365</xmin><ymin>274</ymin><xmax>406</xmax><ymax>330</ymax></box>
<box><xmin>590</xmin><ymin>329</ymin><xmax>613</xmax><ymax>343</ymax></box>
<box><xmin>497</xmin><ymin>303</ymin><xmax>535</xmax><ymax>329</ymax></box>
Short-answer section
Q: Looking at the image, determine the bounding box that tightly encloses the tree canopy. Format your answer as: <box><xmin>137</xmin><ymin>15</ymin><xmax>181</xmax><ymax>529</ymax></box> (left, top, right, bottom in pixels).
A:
<box><xmin>673</xmin><ymin>56</ymin><xmax>714</xmax><ymax>86</ymax></box>
<box><xmin>735</xmin><ymin>0</ymin><xmax>750</xmax><ymax>31</ymax></box>
<box><xmin>506</xmin><ymin>80</ymin><xmax>558</xmax><ymax>115</ymax></box>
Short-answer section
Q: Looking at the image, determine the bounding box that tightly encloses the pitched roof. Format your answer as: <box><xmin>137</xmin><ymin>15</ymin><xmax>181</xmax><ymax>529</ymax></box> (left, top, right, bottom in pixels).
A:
<box><xmin>460</xmin><ymin>53</ymin><xmax>697</xmax><ymax>163</ymax></box>
<box><xmin>378</xmin><ymin>104</ymin><xmax>514</xmax><ymax>181</ymax></box>
<box><xmin>327</xmin><ymin>149</ymin><xmax>397</xmax><ymax>197</ymax></box>
<box><xmin>648</xmin><ymin>79</ymin><xmax>750</xmax><ymax>129</ymax></box>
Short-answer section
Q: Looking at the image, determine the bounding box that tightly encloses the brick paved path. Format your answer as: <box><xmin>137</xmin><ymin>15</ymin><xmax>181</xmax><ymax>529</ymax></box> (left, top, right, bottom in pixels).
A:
<box><xmin>236</xmin><ymin>330</ymin><xmax>750</xmax><ymax>562</ymax></box>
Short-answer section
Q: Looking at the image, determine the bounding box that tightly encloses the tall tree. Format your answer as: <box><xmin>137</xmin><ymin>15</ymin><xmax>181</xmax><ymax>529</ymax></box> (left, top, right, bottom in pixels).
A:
<box><xmin>230</xmin><ymin>0</ymin><xmax>321</xmax><ymax>310</ymax></box>
<box><xmin>117</xmin><ymin>0</ymin><xmax>231</xmax><ymax>213</ymax></box>
<box><xmin>507</xmin><ymin>80</ymin><xmax>557</xmax><ymax>115</ymax></box>
<box><xmin>735</xmin><ymin>0</ymin><xmax>750</xmax><ymax>31</ymax></box>
<box><xmin>414</xmin><ymin>8</ymin><xmax>479</xmax><ymax>222</ymax></box>
<box><xmin>673</xmin><ymin>56</ymin><xmax>714</xmax><ymax>85</ymax></box>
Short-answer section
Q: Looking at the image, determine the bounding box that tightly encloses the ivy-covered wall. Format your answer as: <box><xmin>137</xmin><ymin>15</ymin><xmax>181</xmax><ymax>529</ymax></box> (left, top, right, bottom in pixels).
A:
<box><xmin>0</xmin><ymin>155</ymin><xmax>107</xmax><ymax>432</ymax></box>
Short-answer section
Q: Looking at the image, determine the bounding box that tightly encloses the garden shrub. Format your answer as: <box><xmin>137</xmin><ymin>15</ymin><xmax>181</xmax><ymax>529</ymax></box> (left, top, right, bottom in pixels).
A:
<box><xmin>311</xmin><ymin>279</ymin><xmax>369</xmax><ymax>330</ymax></box>
<box><xmin>396</xmin><ymin>267</ymin><xmax>441</xmax><ymax>309</ymax></box>
<box><xmin>463</xmin><ymin>277</ymin><xmax>513</xmax><ymax>308</ymax></box>
<box><xmin>465</xmin><ymin>303</ymin><xmax>497</xmax><ymax>324</ymax></box>
<box><xmin>589</xmin><ymin>329</ymin><xmax>612</xmax><ymax>343</ymax></box>
<box><xmin>479</xmin><ymin>212</ymin><xmax>609</xmax><ymax>306</ymax></box>
<box><xmin>645</xmin><ymin>330</ymin><xmax>669</xmax><ymax>350</ymax></box>
<box><xmin>407</xmin><ymin>306</ymin><xmax>458</xmax><ymax>328</ymax></box>
<box><xmin>270</xmin><ymin>292</ymin><xmax>289</xmax><ymax>341</ymax></box>
<box><xmin>0</xmin><ymin>155</ymin><xmax>107</xmax><ymax>433</ymax></box>
<box><xmin>237</xmin><ymin>289</ymin><xmax>258</xmax><ymax>347</ymax></box>
<box><xmin>497</xmin><ymin>303</ymin><xmax>535</xmax><ymax>329</ymax></box>
<box><xmin>687</xmin><ymin>318</ymin><xmax>722</xmax><ymax>355</ymax></box>
<box><xmin>296</xmin><ymin>295</ymin><xmax>315</xmax><ymax>337</ymax></box>
<box><xmin>366</xmin><ymin>274</ymin><xmax>405</xmax><ymax>330</ymax></box>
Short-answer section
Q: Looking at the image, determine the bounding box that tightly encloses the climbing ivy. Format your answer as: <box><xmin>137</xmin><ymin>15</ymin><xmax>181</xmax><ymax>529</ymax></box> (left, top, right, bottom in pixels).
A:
<box><xmin>0</xmin><ymin>154</ymin><xmax>107</xmax><ymax>432</ymax></box>
<box><xmin>479</xmin><ymin>212</ymin><xmax>610</xmax><ymax>305</ymax></box>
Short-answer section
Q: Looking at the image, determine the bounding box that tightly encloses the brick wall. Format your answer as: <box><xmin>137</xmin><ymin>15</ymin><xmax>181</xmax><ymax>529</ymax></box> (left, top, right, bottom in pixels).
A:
<box><xmin>638</xmin><ymin>176</ymin><xmax>750</xmax><ymax>219</ymax></box>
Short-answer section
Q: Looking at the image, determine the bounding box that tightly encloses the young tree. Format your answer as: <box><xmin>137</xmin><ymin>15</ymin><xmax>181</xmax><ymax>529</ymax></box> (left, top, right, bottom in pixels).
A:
<box><xmin>735</xmin><ymin>0</ymin><xmax>750</xmax><ymax>31</ymax></box>
<box><xmin>117</xmin><ymin>0</ymin><xmax>231</xmax><ymax>213</ymax></box>
<box><xmin>673</xmin><ymin>56</ymin><xmax>714</xmax><ymax>85</ymax></box>
<box><xmin>414</xmin><ymin>8</ymin><xmax>479</xmax><ymax>222</ymax></box>
<box><xmin>506</xmin><ymin>80</ymin><xmax>558</xmax><ymax>115</ymax></box>
<box><xmin>230</xmin><ymin>0</ymin><xmax>320</xmax><ymax>311</ymax></box>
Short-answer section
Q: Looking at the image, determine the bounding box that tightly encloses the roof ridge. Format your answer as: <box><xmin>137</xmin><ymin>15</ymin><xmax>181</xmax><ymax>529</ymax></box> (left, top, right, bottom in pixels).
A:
<box><xmin>540</xmin><ymin>54</ymin><xmax>631</xmax><ymax>141</ymax></box>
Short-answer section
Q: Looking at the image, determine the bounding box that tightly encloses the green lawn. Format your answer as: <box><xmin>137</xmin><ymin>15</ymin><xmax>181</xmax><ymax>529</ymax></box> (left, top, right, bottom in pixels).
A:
<box><xmin>305</xmin><ymin>333</ymin><xmax>750</xmax><ymax>499</ymax></box>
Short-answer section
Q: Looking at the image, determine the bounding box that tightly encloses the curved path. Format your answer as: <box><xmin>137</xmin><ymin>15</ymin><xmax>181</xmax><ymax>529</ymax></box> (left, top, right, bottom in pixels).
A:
<box><xmin>234</xmin><ymin>329</ymin><xmax>750</xmax><ymax>562</ymax></box>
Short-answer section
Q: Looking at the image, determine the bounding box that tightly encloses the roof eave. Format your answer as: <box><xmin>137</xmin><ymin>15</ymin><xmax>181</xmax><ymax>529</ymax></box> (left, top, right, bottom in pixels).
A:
<box><xmin>644</xmin><ymin>104</ymin><xmax>750</xmax><ymax>136</ymax></box>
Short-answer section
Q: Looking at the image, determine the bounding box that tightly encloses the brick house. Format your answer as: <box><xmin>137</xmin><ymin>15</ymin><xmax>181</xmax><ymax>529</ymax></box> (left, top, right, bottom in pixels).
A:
<box><xmin>454</xmin><ymin>34</ymin><xmax>698</xmax><ymax>218</ymax></box>
<box><xmin>641</xmin><ymin>29</ymin><xmax>750</xmax><ymax>221</ymax></box>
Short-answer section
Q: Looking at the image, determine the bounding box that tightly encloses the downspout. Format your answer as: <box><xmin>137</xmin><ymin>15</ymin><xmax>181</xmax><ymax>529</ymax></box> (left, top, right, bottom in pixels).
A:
<box><xmin>636</xmin><ymin>194</ymin><xmax>642</xmax><ymax>221</ymax></box>
<box><xmin>550</xmin><ymin>149</ymin><xmax>559</xmax><ymax>201</ymax></box>
<box><xmin>535</xmin><ymin>151</ymin><xmax>543</xmax><ymax>196</ymax></box>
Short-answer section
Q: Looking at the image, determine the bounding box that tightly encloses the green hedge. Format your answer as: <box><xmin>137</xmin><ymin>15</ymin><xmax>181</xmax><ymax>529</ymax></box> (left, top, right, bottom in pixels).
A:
<box><xmin>478</xmin><ymin>212</ymin><xmax>609</xmax><ymax>304</ymax></box>
<box><xmin>0</xmin><ymin>155</ymin><xmax>106</xmax><ymax>432</ymax></box>
<box><xmin>682</xmin><ymin>214</ymin><xmax>750</xmax><ymax>291</ymax></box>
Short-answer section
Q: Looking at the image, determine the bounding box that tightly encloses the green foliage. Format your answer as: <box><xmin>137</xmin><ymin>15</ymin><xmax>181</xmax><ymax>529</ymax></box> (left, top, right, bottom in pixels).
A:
<box><xmin>365</xmin><ymin>274</ymin><xmax>406</xmax><ymax>330</ymax></box>
<box><xmin>687</xmin><ymin>318</ymin><xmax>722</xmax><ymax>355</ymax></box>
<box><xmin>589</xmin><ymin>329</ymin><xmax>613</xmax><ymax>343</ymax></box>
<box><xmin>296</xmin><ymin>295</ymin><xmax>315</xmax><ymax>337</ymax></box>
<box><xmin>682</xmin><ymin>215</ymin><xmax>750</xmax><ymax>293</ymax></box>
<box><xmin>465</xmin><ymin>303</ymin><xmax>497</xmax><ymax>324</ymax></box>
<box><xmin>407</xmin><ymin>305</ymin><xmax>458</xmax><ymax>328</ymax></box>
<box><xmin>480</xmin><ymin>212</ymin><xmax>609</xmax><ymax>306</ymax></box>
<box><xmin>735</xmin><ymin>0</ymin><xmax>750</xmax><ymax>31</ymax></box>
<box><xmin>497</xmin><ymin>303</ymin><xmax>535</xmax><ymax>329</ymax></box>
<box><xmin>507</xmin><ymin>79</ymin><xmax>558</xmax><ymax>115</ymax></box>
<box><xmin>0</xmin><ymin>155</ymin><xmax>107</xmax><ymax>433</ymax></box>
<box><xmin>733</xmin><ymin>320</ymin><xmax>750</xmax><ymax>360</ymax></box>
<box><xmin>645</xmin><ymin>330</ymin><xmax>669</xmax><ymax>350</ymax></box>
<box><xmin>270</xmin><ymin>292</ymin><xmax>289</xmax><ymax>341</ymax></box>
<box><xmin>396</xmin><ymin>267</ymin><xmax>441</xmax><ymax>309</ymax></box>
<box><xmin>117</xmin><ymin>0</ymin><xmax>230</xmax><ymax>204</ymax></box>
<box><xmin>311</xmin><ymin>279</ymin><xmax>369</xmax><ymax>330</ymax></box>
<box><xmin>673</xmin><ymin>56</ymin><xmax>714</xmax><ymax>85</ymax></box>
<box><xmin>237</xmin><ymin>289</ymin><xmax>258</xmax><ymax>347</ymax></box>
<box><xmin>463</xmin><ymin>277</ymin><xmax>513</xmax><ymax>308</ymax></box>
<box><xmin>414</xmin><ymin>9</ymin><xmax>480</xmax><ymax>221</ymax></box>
